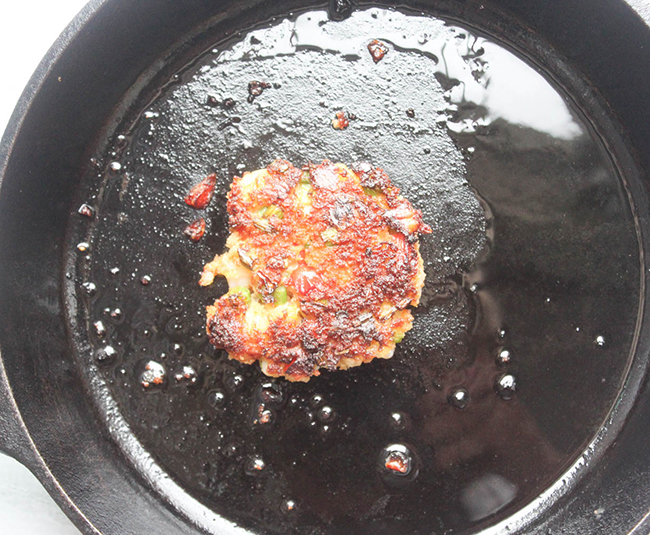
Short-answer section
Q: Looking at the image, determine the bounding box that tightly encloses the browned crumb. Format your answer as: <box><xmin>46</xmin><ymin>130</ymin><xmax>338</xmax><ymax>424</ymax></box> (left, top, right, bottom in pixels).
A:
<box><xmin>368</xmin><ymin>39</ymin><xmax>388</xmax><ymax>63</ymax></box>
<box><xmin>332</xmin><ymin>111</ymin><xmax>350</xmax><ymax>130</ymax></box>
<box><xmin>247</xmin><ymin>80</ymin><xmax>272</xmax><ymax>103</ymax></box>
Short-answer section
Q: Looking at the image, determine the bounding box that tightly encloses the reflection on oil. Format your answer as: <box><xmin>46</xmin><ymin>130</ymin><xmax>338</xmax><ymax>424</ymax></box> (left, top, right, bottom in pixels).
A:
<box><xmin>224</xmin><ymin>9</ymin><xmax>582</xmax><ymax>141</ymax></box>
<box><xmin>461</xmin><ymin>473</ymin><xmax>518</xmax><ymax>521</ymax></box>
<box><xmin>439</xmin><ymin>39</ymin><xmax>582</xmax><ymax>140</ymax></box>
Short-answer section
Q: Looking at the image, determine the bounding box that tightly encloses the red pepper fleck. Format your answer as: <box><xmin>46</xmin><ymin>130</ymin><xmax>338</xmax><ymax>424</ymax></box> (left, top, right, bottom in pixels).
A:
<box><xmin>184</xmin><ymin>218</ymin><xmax>206</xmax><ymax>241</ymax></box>
<box><xmin>368</xmin><ymin>39</ymin><xmax>388</xmax><ymax>63</ymax></box>
<box><xmin>385</xmin><ymin>454</ymin><xmax>409</xmax><ymax>473</ymax></box>
<box><xmin>248</xmin><ymin>80</ymin><xmax>272</xmax><ymax>103</ymax></box>
<box><xmin>290</xmin><ymin>265</ymin><xmax>323</xmax><ymax>296</ymax></box>
<box><xmin>185</xmin><ymin>173</ymin><xmax>217</xmax><ymax>209</ymax></box>
<box><xmin>332</xmin><ymin>111</ymin><xmax>350</xmax><ymax>130</ymax></box>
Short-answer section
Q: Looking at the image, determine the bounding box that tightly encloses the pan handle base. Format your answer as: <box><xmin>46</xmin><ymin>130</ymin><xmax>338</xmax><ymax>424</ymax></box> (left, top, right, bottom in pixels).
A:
<box><xmin>0</xmin><ymin>358</ymin><xmax>34</xmax><ymax>466</ymax></box>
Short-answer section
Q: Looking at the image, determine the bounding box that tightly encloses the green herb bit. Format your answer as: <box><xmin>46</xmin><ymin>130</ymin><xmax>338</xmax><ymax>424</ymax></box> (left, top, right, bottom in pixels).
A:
<box><xmin>273</xmin><ymin>285</ymin><xmax>288</xmax><ymax>305</ymax></box>
<box><xmin>266</xmin><ymin>205</ymin><xmax>284</xmax><ymax>219</ymax></box>
<box><xmin>300</xmin><ymin>171</ymin><xmax>311</xmax><ymax>184</ymax></box>
<box><xmin>228</xmin><ymin>286</ymin><xmax>251</xmax><ymax>305</ymax></box>
<box><xmin>363</xmin><ymin>187</ymin><xmax>382</xmax><ymax>197</ymax></box>
<box><xmin>393</xmin><ymin>331</ymin><xmax>405</xmax><ymax>344</ymax></box>
<box><xmin>256</xmin><ymin>205</ymin><xmax>284</xmax><ymax>220</ymax></box>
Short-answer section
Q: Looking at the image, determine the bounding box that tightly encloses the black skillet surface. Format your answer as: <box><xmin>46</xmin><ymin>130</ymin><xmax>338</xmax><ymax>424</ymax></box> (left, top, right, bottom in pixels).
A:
<box><xmin>2</xmin><ymin>0</ymin><xmax>650</xmax><ymax>534</ymax></box>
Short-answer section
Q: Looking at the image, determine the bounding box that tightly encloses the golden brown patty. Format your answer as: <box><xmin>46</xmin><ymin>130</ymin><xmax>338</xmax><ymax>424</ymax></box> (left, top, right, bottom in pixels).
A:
<box><xmin>200</xmin><ymin>160</ymin><xmax>431</xmax><ymax>381</ymax></box>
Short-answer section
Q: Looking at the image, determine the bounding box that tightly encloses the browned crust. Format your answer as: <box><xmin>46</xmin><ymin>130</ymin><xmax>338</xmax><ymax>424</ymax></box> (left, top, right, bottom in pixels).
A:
<box><xmin>205</xmin><ymin>160</ymin><xmax>431</xmax><ymax>381</ymax></box>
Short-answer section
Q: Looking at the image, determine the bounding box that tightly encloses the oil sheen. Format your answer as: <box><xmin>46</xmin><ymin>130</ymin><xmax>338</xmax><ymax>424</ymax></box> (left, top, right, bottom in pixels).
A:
<box><xmin>72</xmin><ymin>7</ymin><xmax>641</xmax><ymax>535</ymax></box>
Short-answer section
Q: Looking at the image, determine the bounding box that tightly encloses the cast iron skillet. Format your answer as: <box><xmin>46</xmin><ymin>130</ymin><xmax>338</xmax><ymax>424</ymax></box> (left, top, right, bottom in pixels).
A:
<box><xmin>3</xmin><ymin>0</ymin><xmax>650</xmax><ymax>533</ymax></box>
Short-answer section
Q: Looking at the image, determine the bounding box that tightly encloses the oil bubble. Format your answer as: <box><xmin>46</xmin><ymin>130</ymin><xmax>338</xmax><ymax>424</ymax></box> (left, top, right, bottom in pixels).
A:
<box><xmin>165</xmin><ymin>317</ymin><xmax>185</xmax><ymax>336</ymax></box>
<box><xmin>207</xmin><ymin>389</ymin><xmax>226</xmax><ymax>408</ymax></box>
<box><xmin>328</xmin><ymin>0</ymin><xmax>355</xmax><ymax>21</ymax></box>
<box><xmin>223</xmin><ymin>441</ymin><xmax>239</xmax><ymax>458</ymax></box>
<box><xmin>390</xmin><ymin>411</ymin><xmax>407</xmax><ymax>430</ymax></box>
<box><xmin>225</xmin><ymin>374</ymin><xmax>244</xmax><ymax>392</ymax></box>
<box><xmin>594</xmin><ymin>335</ymin><xmax>606</xmax><ymax>347</ymax></box>
<box><xmin>245</xmin><ymin>456</ymin><xmax>266</xmax><ymax>475</ymax></box>
<box><xmin>252</xmin><ymin>405</ymin><xmax>275</xmax><ymax>426</ymax></box>
<box><xmin>174</xmin><ymin>365</ymin><xmax>198</xmax><ymax>385</ymax></box>
<box><xmin>93</xmin><ymin>320</ymin><xmax>107</xmax><ymax>338</ymax></box>
<box><xmin>495</xmin><ymin>348</ymin><xmax>511</xmax><ymax>366</ymax></box>
<box><xmin>96</xmin><ymin>345</ymin><xmax>117</xmax><ymax>366</ymax></box>
<box><xmin>496</xmin><ymin>374</ymin><xmax>517</xmax><ymax>400</ymax></box>
<box><xmin>78</xmin><ymin>204</ymin><xmax>94</xmax><ymax>217</ymax></box>
<box><xmin>140</xmin><ymin>275</ymin><xmax>152</xmax><ymax>286</ymax></box>
<box><xmin>379</xmin><ymin>444</ymin><xmax>419</xmax><ymax>485</ymax></box>
<box><xmin>139</xmin><ymin>360</ymin><xmax>166</xmax><ymax>389</ymax></box>
<box><xmin>109</xmin><ymin>161</ymin><xmax>122</xmax><ymax>173</ymax></box>
<box><xmin>77</xmin><ymin>242</ymin><xmax>90</xmax><ymax>252</ymax></box>
<box><xmin>317</xmin><ymin>405</ymin><xmax>336</xmax><ymax>423</ymax></box>
<box><xmin>448</xmin><ymin>387</ymin><xmax>470</xmax><ymax>410</ymax></box>
<box><xmin>258</xmin><ymin>381</ymin><xmax>285</xmax><ymax>407</ymax></box>
<box><xmin>309</xmin><ymin>394</ymin><xmax>324</xmax><ymax>408</ymax></box>
<box><xmin>281</xmin><ymin>499</ymin><xmax>297</xmax><ymax>514</ymax></box>
<box><xmin>81</xmin><ymin>281</ymin><xmax>97</xmax><ymax>296</ymax></box>
<box><xmin>110</xmin><ymin>308</ymin><xmax>123</xmax><ymax>322</ymax></box>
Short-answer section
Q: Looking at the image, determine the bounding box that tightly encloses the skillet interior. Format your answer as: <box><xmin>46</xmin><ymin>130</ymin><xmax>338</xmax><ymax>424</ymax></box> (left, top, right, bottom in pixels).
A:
<box><xmin>68</xmin><ymin>4</ymin><xmax>643</xmax><ymax>535</ymax></box>
<box><xmin>1</xmin><ymin>1</ymin><xmax>650</xmax><ymax>534</ymax></box>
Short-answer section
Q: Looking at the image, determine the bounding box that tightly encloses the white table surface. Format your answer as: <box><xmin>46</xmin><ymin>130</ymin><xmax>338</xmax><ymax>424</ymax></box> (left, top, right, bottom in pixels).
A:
<box><xmin>0</xmin><ymin>1</ymin><xmax>89</xmax><ymax>533</ymax></box>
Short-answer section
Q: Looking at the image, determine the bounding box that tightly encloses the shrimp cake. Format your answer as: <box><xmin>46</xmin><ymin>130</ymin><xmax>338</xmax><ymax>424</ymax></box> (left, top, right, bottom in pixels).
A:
<box><xmin>200</xmin><ymin>159</ymin><xmax>431</xmax><ymax>381</ymax></box>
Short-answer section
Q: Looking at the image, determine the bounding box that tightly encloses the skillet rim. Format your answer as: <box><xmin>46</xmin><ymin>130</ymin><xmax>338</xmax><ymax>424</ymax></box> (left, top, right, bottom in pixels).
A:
<box><xmin>2</xmin><ymin>1</ymin><xmax>650</xmax><ymax>534</ymax></box>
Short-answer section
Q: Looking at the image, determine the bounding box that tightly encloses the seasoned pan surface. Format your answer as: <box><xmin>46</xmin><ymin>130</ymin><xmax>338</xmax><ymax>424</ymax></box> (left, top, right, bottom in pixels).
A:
<box><xmin>63</xmin><ymin>6</ymin><xmax>643</xmax><ymax>534</ymax></box>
